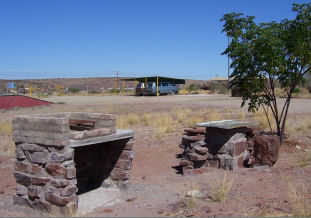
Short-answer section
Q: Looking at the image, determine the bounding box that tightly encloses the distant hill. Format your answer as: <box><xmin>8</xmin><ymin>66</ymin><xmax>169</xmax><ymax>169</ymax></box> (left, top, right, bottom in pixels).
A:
<box><xmin>0</xmin><ymin>77</ymin><xmax>207</xmax><ymax>93</ymax></box>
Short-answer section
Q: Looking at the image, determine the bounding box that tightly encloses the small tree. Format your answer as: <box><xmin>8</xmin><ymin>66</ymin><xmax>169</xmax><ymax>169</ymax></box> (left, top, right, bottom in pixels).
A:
<box><xmin>221</xmin><ymin>3</ymin><xmax>311</xmax><ymax>144</ymax></box>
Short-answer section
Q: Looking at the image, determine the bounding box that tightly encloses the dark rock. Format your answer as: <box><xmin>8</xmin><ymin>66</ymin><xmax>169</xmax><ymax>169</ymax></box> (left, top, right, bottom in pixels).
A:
<box><xmin>179</xmin><ymin>159</ymin><xmax>193</xmax><ymax>166</ymax></box>
<box><xmin>158</xmin><ymin>209</ymin><xmax>164</xmax><ymax>214</ymax></box>
<box><xmin>184</xmin><ymin>128</ymin><xmax>206</xmax><ymax>135</ymax></box>
<box><xmin>254</xmin><ymin>134</ymin><xmax>280</xmax><ymax>166</ymax></box>
<box><xmin>187</xmin><ymin>153</ymin><xmax>207</xmax><ymax>161</ymax></box>
<box><xmin>14</xmin><ymin>172</ymin><xmax>32</xmax><ymax>187</ymax></box>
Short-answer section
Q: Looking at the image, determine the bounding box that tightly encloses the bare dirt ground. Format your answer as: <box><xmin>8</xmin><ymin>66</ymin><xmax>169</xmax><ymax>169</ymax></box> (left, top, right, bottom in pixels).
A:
<box><xmin>0</xmin><ymin>94</ymin><xmax>310</xmax><ymax>217</ymax></box>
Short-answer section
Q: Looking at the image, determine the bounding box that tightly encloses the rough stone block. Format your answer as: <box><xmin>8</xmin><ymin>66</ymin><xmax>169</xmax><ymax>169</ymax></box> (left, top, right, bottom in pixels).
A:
<box><xmin>50</xmin><ymin>150</ymin><xmax>73</xmax><ymax>163</ymax></box>
<box><xmin>179</xmin><ymin>159</ymin><xmax>193</xmax><ymax>166</ymax></box>
<box><xmin>110</xmin><ymin>168</ymin><xmax>130</xmax><ymax>180</ymax></box>
<box><xmin>190</xmin><ymin>141</ymin><xmax>207</xmax><ymax>148</ymax></box>
<box><xmin>124</xmin><ymin>139</ymin><xmax>134</xmax><ymax>150</ymax></box>
<box><xmin>15</xmin><ymin>161</ymin><xmax>30</xmax><ymax>174</ymax></box>
<box><xmin>50</xmin><ymin>179</ymin><xmax>70</xmax><ymax>188</ymax></box>
<box><xmin>120</xmin><ymin>150</ymin><xmax>134</xmax><ymax>160</ymax></box>
<box><xmin>187</xmin><ymin>153</ymin><xmax>207</xmax><ymax>161</ymax></box>
<box><xmin>15</xmin><ymin>147</ymin><xmax>25</xmax><ymax>160</ymax></box>
<box><xmin>25</xmin><ymin>150</ymin><xmax>49</xmax><ymax>164</ymax></box>
<box><xmin>45</xmin><ymin>192</ymin><xmax>74</xmax><ymax>206</ymax></box>
<box><xmin>31</xmin><ymin>164</ymin><xmax>44</xmax><ymax>175</ymax></box>
<box><xmin>14</xmin><ymin>172</ymin><xmax>32</xmax><ymax>187</ymax></box>
<box><xmin>65</xmin><ymin>166</ymin><xmax>76</xmax><ymax>179</ymax></box>
<box><xmin>28</xmin><ymin>186</ymin><xmax>41</xmax><ymax>199</ymax></box>
<box><xmin>20</xmin><ymin>143</ymin><xmax>44</xmax><ymax>152</ymax></box>
<box><xmin>115</xmin><ymin>159</ymin><xmax>132</xmax><ymax>170</ymax></box>
<box><xmin>13</xmin><ymin>194</ymin><xmax>32</xmax><ymax>207</ymax></box>
<box><xmin>254</xmin><ymin>134</ymin><xmax>280</xmax><ymax>166</ymax></box>
<box><xmin>32</xmin><ymin>176</ymin><xmax>51</xmax><ymax>185</ymax></box>
<box><xmin>46</xmin><ymin>163</ymin><xmax>66</xmax><ymax>178</ymax></box>
<box><xmin>194</xmin><ymin>146</ymin><xmax>209</xmax><ymax>155</ymax></box>
<box><xmin>60</xmin><ymin>185</ymin><xmax>77</xmax><ymax>196</ymax></box>
<box><xmin>16</xmin><ymin>185</ymin><xmax>28</xmax><ymax>196</ymax></box>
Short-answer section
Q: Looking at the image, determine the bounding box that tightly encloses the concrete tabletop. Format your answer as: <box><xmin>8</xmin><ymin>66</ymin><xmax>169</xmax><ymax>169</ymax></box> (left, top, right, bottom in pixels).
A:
<box><xmin>194</xmin><ymin>120</ymin><xmax>257</xmax><ymax>129</ymax></box>
<box><xmin>69</xmin><ymin>129</ymin><xmax>134</xmax><ymax>148</ymax></box>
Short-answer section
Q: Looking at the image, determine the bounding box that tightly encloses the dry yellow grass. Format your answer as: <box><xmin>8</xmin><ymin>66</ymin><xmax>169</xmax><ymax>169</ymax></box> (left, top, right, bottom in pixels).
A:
<box><xmin>289</xmin><ymin>183</ymin><xmax>311</xmax><ymax>217</ymax></box>
<box><xmin>209</xmin><ymin>111</ymin><xmax>221</xmax><ymax>121</ymax></box>
<box><xmin>175</xmin><ymin>108</ymin><xmax>191</xmax><ymax>124</ymax></box>
<box><xmin>209</xmin><ymin>172</ymin><xmax>234</xmax><ymax>202</ymax></box>
<box><xmin>141</xmin><ymin>113</ymin><xmax>153</xmax><ymax>126</ymax></box>
<box><xmin>151</xmin><ymin>112</ymin><xmax>178</xmax><ymax>138</ymax></box>
<box><xmin>116</xmin><ymin>113</ymin><xmax>140</xmax><ymax>128</ymax></box>
<box><xmin>0</xmin><ymin>120</ymin><xmax>12</xmax><ymax>135</ymax></box>
<box><xmin>251</xmin><ymin>109</ymin><xmax>276</xmax><ymax>131</ymax></box>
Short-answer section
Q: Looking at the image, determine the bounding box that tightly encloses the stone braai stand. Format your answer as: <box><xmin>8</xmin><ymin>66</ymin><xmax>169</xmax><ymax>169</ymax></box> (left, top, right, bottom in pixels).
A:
<box><xmin>12</xmin><ymin>112</ymin><xmax>134</xmax><ymax>215</ymax></box>
<box><xmin>179</xmin><ymin>120</ymin><xmax>280</xmax><ymax>174</ymax></box>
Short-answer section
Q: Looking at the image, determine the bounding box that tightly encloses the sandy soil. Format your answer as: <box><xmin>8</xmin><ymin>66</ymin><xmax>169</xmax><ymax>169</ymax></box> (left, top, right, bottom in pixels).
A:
<box><xmin>0</xmin><ymin>94</ymin><xmax>310</xmax><ymax>217</ymax></box>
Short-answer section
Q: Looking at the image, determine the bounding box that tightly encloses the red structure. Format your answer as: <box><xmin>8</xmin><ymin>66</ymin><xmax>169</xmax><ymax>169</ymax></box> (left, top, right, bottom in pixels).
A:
<box><xmin>0</xmin><ymin>95</ymin><xmax>53</xmax><ymax>109</ymax></box>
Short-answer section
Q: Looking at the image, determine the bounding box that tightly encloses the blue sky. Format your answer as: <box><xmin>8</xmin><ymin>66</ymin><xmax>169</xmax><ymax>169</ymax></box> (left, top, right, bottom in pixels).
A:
<box><xmin>0</xmin><ymin>0</ymin><xmax>309</xmax><ymax>80</ymax></box>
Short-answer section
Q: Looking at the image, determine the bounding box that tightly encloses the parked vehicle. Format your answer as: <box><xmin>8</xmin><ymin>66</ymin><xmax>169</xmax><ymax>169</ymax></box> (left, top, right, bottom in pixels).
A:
<box><xmin>135</xmin><ymin>83</ymin><xmax>145</xmax><ymax>96</ymax></box>
<box><xmin>144</xmin><ymin>82</ymin><xmax>178</xmax><ymax>96</ymax></box>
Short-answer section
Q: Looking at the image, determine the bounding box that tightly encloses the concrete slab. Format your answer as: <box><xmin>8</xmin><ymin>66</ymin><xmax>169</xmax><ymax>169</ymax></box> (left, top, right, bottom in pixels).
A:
<box><xmin>195</xmin><ymin>120</ymin><xmax>257</xmax><ymax>129</ymax></box>
<box><xmin>69</xmin><ymin>129</ymin><xmax>134</xmax><ymax>148</ymax></box>
<box><xmin>77</xmin><ymin>187</ymin><xmax>122</xmax><ymax>215</ymax></box>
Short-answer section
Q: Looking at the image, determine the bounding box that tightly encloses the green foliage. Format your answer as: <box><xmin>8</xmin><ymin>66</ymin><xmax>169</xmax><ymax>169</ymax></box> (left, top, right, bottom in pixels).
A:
<box><xmin>68</xmin><ymin>87</ymin><xmax>81</xmax><ymax>94</ymax></box>
<box><xmin>88</xmin><ymin>90</ymin><xmax>101</xmax><ymax>94</ymax></box>
<box><xmin>221</xmin><ymin>3</ymin><xmax>311</xmax><ymax>143</ymax></box>
<box><xmin>187</xmin><ymin>84</ymin><xmax>200</xmax><ymax>93</ymax></box>
<box><xmin>209</xmin><ymin>83</ymin><xmax>230</xmax><ymax>94</ymax></box>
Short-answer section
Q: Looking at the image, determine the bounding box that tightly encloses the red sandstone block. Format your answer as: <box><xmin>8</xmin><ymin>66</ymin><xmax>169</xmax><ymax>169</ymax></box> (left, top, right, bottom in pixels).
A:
<box><xmin>115</xmin><ymin>159</ymin><xmax>132</xmax><ymax>170</ymax></box>
<box><xmin>45</xmin><ymin>192</ymin><xmax>74</xmax><ymax>206</ymax></box>
<box><xmin>110</xmin><ymin>168</ymin><xmax>130</xmax><ymax>180</ymax></box>
<box><xmin>28</xmin><ymin>185</ymin><xmax>41</xmax><ymax>198</ymax></box>
<box><xmin>14</xmin><ymin>172</ymin><xmax>32</xmax><ymax>187</ymax></box>
<box><xmin>32</xmin><ymin>176</ymin><xmax>51</xmax><ymax>185</ymax></box>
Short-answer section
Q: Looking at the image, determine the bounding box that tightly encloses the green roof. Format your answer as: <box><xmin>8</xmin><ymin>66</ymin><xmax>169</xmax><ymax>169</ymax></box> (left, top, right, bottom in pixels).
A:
<box><xmin>121</xmin><ymin>76</ymin><xmax>185</xmax><ymax>84</ymax></box>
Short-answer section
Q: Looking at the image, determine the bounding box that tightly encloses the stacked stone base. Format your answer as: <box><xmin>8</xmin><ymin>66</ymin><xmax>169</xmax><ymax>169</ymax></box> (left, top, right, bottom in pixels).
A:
<box><xmin>179</xmin><ymin>126</ymin><xmax>280</xmax><ymax>174</ymax></box>
<box><xmin>12</xmin><ymin>113</ymin><xmax>134</xmax><ymax>216</ymax></box>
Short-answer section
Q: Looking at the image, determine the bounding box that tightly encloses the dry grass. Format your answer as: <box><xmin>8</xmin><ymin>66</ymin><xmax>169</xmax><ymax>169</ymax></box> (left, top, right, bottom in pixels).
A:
<box><xmin>251</xmin><ymin>109</ymin><xmax>276</xmax><ymax>131</ymax></box>
<box><xmin>141</xmin><ymin>113</ymin><xmax>153</xmax><ymax>126</ymax></box>
<box><xmin>209</xmin><ymin>111</ymin><xmax>222</xmax><ymax>121</ymax></box>
<box><xmin>238</xmin><ymin>110</ymin><xmax>245</xmax><ymax>119</ymax></box>
<box><xmin>179</xmin><ymin>182</ymin><xmax>202</xmax><ymax>209</ymax></box>
<box><xmin>175</xmin><ymin>108</ymin><xmax>191</xmax><ymax>124</ymax></box>
<box><xmin>116</xmin><ymin>113</ymin><xmax>139</xmax><ymax>128</ymax></box>
<box><xmin>151</xmin><ymin>112</ymin><xmax>177</xmax><ymax>138</ymax></box>
<box><xmin>296</xmin><ymin>152</ymin><xmax>311</xmax><ymax>168</ymax></box>
<box><xmin>209</xmin><ymin>172</ymin><xmax>234</xmax><ymax>202</ymax></box>
<box><xmin>0</xmin><ymin>120</ymin><xmax>12</xmax><ymax>135</ymax></box>
<box><xmin>289</xmin><ymin>183</ymin><xmax>311</xmax><ymax>217</ymax></box>
<box><xmin>300</xmin><ymin>117</ymin><xmax>311</xmax><ymax>134</ymax></box>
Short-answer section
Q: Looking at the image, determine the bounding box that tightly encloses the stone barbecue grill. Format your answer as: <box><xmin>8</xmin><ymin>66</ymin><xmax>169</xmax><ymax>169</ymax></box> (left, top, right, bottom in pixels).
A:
<box><xmin>12</xmin><ymin>112</ymin><xmax>134</xmax><ymax>215</ymax></box>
